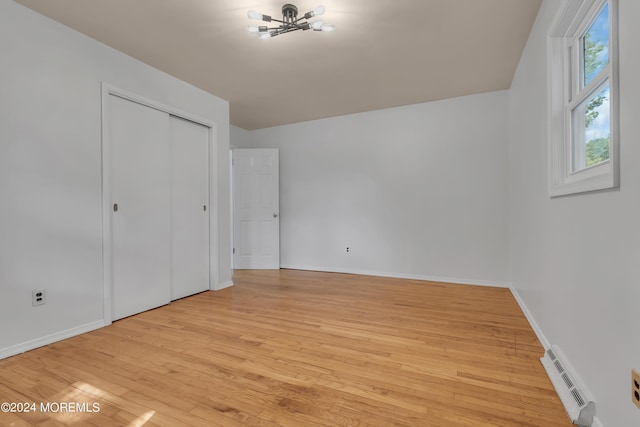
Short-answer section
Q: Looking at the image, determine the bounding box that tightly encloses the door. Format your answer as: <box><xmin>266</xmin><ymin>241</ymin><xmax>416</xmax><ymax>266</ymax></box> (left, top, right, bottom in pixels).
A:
<box><xmin>233</xmin><ymin>149</ymin><xmax>280</xmax><ymax>269</ymax></box>
<box><xmin>170</xmin><ymin>116</ymin><xmax>210</xmax><ymax>300</ymax></box>
<box><xmin>109</xmin><ymin>95</ymin><xmax>171</xmax><ymax>320</ymax></box>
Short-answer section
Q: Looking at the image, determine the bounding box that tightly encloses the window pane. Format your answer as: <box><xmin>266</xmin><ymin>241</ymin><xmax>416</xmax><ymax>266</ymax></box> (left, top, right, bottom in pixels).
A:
<box><xmin>583</xmin><ymin>3</ymin><xmax>609</xmax><ymax>87</ymax></box>
<box><xmin>572</xmin><ymin>84</ymin><xmax>610</xmax><ymax>172</ymax></box>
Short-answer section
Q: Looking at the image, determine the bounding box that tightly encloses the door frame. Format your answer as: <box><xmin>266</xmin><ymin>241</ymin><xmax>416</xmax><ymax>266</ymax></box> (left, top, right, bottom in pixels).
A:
<box><xmin>101</xmin><ymin>83</ymin><xmax>218</xmax><ymax>324</ymax></box>
<box><xmin>232</xmin><ymin>148</ymin><xmax>280</xmax><ymax>269</ymax></box>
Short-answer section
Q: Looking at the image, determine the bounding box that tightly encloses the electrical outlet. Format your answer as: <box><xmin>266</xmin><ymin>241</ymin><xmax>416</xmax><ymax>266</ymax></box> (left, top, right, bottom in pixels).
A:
<box><xmin>632</xmin><ymin>369</ymin><xmax>640</xmax><ymax>409</ymax></box>
<box><xmin>32</xmin><ymin>289</ymin><xmax>46</xmax><ymax>307</ymax></box>
<box><xmin>346</xmin><ymin>246</ymin><xmax>350</xmax><ymax>253</ymax></box>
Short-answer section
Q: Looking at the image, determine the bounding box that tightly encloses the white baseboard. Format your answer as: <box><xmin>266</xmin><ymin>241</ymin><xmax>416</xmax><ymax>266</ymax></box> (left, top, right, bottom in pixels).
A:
<box><xmin>0</xmin><ymin>320</ymin><xmax>106</xmax><ymax>361</ymax></box>
<box><xmin>215</xmin><ymin>280</ymin><xmax>234</xmax><ymax>291</ymax></box>
<box><xmin>280</xmin><ymin>264</ymin><xmax>511</xmax><ymax>288</ymax></box>
<box><xmin>509</xmin><ymin>286</ymin><xmax>550</xmax><ymax>350</ymax></box>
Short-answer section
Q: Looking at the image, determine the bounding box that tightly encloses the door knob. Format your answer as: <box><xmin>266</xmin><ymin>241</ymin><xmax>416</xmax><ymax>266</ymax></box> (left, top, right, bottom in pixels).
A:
<box><xmin>273</xmin><ymin>213</ymin><xmax>278</xmax><ymax>218</ymax></box>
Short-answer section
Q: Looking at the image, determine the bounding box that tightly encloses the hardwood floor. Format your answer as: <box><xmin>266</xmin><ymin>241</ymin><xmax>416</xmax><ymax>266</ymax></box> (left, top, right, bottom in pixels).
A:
<box><xmin>0</xmin><ymin>269</ymin><xmax>571</xmax><ymax>426</ymax></box>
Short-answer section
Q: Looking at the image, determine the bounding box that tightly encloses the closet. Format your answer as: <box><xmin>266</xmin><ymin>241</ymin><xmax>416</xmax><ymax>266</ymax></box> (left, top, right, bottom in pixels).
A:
<box><xmin>107</xmin><ymin>93</ymin><xmax>210</xmax><ymax>321</ymax></box>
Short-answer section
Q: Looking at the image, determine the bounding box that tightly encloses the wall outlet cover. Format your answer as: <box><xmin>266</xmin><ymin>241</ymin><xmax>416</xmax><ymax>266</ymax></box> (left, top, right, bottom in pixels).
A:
<box><xmin>32</xmin><ymin>288</ymin><xmax>46</xmax><ymax>307</ymax></box>
<box><xmin>632</xmin><ymin>369</ymin><xmax>640</xmax><ymax>410</ymax></box>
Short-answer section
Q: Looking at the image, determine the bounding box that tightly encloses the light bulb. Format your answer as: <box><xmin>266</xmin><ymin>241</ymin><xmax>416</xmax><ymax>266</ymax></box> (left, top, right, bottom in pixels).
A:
<box><xmin>311</xmin><ymin>21</ymin><xmax>324</xmax><ymax>30</ymax></box>
<box><xmin>313</xmin><ymin>5</ymin><xmax>325</xmax><ymax>16</ymax></box>
<box><xmin>247</xmin><ymin>26</ymin><xmax>259</xmax><ymax>33</ymax></box>
<box><xmin>259</xmin><ymin>32</ymin><xmax>272</xmax><ymax>40</ymax></box>
<box><xmin>321</xmin><ymin>24</ymin><xmax>335</xmax><ymax>32</ymax></box>
<box><xmin>247</xmin><ymin>10</ymin><xmax>263</xmax><ymax>20</ymax></box>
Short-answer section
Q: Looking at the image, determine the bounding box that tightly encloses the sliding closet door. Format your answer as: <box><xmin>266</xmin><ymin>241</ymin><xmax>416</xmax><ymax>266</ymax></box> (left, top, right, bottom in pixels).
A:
<box><xmin>109</xmin><ymin>95</ymin><xmax>171</xmax><ymax>320</ymax></box>
<box><xmin>170</xmin><ymin>116</ymin><xmax>210</xmax><ymax>300</ymax></box>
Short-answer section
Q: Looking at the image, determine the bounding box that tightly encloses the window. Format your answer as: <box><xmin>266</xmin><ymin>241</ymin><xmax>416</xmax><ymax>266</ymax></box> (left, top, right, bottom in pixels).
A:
<box><xmin>548</xmin><ymin>0</ymin><xmax>619</xmax><ymax>197</ymax></box>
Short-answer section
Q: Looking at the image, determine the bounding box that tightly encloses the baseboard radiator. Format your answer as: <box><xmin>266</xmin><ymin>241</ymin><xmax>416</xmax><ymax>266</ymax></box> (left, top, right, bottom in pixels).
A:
<box><xmin>540</xmin><ymin>345</ymin><xmax>596</xmax><ymax>427</ymax></box>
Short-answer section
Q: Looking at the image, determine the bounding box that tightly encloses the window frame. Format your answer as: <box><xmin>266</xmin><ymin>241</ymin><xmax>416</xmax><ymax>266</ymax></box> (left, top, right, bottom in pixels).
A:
<box><xmin>548</xmin><ymin>0</ymin><xmax>619</xmax><ymax>197</ymax></box>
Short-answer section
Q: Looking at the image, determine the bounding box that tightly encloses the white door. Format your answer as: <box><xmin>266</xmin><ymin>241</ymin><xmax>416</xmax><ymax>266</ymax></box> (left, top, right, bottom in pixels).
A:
<box><xmin>109</xmin><ymin>95</ymin><xmax>171</xmax><ymax>320</ymax></box>
<box><xmin>233</xmin><ymin>149</ymin><xmax>280</xmax><ymax>269</ymax></box>
<box><xmin>170</xmin><ymin>116</ymin><xmax>210</xmax><ymax>300</ymax></box>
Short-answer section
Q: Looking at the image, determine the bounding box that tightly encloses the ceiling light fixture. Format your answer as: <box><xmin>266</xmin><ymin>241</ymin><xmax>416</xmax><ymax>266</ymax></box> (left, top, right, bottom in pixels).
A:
<box><xmin>246</xmin><ymin>4</ymin><xmax>335</xmax><ymax>39</ymax></box>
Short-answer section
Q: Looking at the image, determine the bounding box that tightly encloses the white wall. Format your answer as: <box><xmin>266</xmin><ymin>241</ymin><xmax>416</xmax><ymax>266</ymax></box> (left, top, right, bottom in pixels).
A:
<box><xmin>508</xmin><ymin>1</ymin><xmax>640</xmax><ymax>425</ymax></box>
<box><xmin>0</xmin><ymin>1</ymin><xmax>232</xmax><ymax>357</ymax></box>
<box><xmin>231</xmin><ymin>125</ymin><xmax>251</xmax><ymax>149</ymax></box>
<box><xmin>234</xmin><ymin>91</ymin><xmax>510</xmax><ymax>286</ymax></box>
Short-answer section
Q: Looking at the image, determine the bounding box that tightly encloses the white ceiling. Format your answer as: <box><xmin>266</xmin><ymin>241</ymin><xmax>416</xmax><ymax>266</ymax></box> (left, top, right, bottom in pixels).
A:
<box><xmin>16</xmin><ymin>0</ymin><xmax>541</xmax><ymax>130</ymax></box>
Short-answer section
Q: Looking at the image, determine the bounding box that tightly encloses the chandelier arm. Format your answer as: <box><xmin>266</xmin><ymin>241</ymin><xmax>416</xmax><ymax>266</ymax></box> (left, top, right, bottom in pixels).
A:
<box><xmin>269</xmin><ymin>18</ymin><xmax>307</xmax><ymax>26</ymax></box>
<box><xmin>272</xmin><ymin>26</ymin><xmax>302</xmax><ymax>36</ymax></box>
<box><xmin>271</xmin><ymin>30</ymin><xmax>292</xmax><ymax>37</ymax></box>
<box><xmin>268</xmin><ymin>17</ymin><xmax>289</xmax><ymax>25</ymax></box>
<box><xmin>270</xmin><ymin>18</ymin><xmax>308</xmax><ymax>26</ymax></box>
<box><xmin>277</xmin><ymin>27</ymin><xmax>299</xmax><ymax>33</ymax></box>
<box><xmin>273</xmin><ymin>22</ymin><xmax>308</xmax><ymax>30</ymax></box>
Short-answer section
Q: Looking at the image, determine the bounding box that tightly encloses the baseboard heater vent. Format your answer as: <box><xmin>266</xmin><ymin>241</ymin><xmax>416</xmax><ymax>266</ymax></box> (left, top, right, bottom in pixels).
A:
<box><xmin>541</xmin><ymin>345</ymin><xmax>595</xmax><ymax>427</ymax></box>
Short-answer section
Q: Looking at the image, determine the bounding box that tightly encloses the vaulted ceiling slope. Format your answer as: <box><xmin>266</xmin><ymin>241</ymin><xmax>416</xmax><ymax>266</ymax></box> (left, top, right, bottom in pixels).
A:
<box><xmin>16</xmin><ymin>0</ymin><xmax>542</xmax><ymax>130</ymax></box>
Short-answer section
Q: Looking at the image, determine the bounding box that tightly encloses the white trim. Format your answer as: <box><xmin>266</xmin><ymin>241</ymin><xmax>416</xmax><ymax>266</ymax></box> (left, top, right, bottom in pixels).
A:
<box><xmin>229</xmin><ymin>150</ymin><xmax>234</xmax><ymax>271</ymax></box>
<box><xmin>0</xmin><ymin>321</ymin><xmax>106</xmax><ymax>361</ymax></box>
<box><xmin>215</xmin><ymin>280</ymin><xmax>234</xmax><ymax>291</ymax></box>
<box><xmin>101</xmin><ymin>83</ymin><xmax>220</xmax><ymax>322</ymax></box>
<box><xmin>509</xmin><ymin>286</ymin><xmax>551</xmax><ymax>350</ymax></box>
<box><xmin>101</xmin><ymin>84</ymin><xmax>113</xmax><ymax>325</ymax></box>
<box><xmin>280</xmin><ymin>264</ymin><xmax>510</xmax><ymax>288</ymax></box>
<box><xmin>207</xmin><ymin>111</ymin><xmax>221</xmax><ymax>291</ymax></box>
<box><xmin>102</xmin><ymin>84</ymin><xmax>216</xmax><ymax>128</ymax></box>
<box><xmin>548</xmin><ymin>0</ymin><xmax>619</xmax><ymax>197</ymax></box>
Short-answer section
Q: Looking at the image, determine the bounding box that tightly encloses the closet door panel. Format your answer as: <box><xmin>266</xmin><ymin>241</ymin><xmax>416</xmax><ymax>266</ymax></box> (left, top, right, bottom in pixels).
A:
<box><xmin>109</xmin><ymin>95</ymin><xmax>171</xmax><ymax>320</ymax></box>
<box><xmin>170</xmin><ymin>116</ymin><xmax>210</xmax><ymax>300</ymax></box>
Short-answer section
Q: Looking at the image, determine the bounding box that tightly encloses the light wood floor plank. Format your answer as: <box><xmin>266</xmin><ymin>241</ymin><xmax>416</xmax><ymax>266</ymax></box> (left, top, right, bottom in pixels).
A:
<box><xmin>0</xmin><ymin>269</ymin><xmax>570</xmax><ymax>426</ymax></box>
